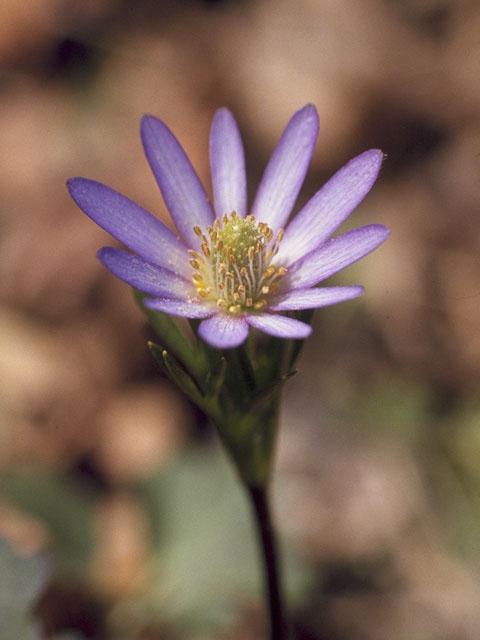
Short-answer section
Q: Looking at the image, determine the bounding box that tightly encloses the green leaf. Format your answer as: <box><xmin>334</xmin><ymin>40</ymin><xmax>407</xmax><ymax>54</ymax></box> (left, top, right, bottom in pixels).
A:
<box><xmin>0</xmin><ymin>470</ymin><xmax>95</xmax><ymax>578</ymax></box>
<box><xmin>134</xmin><ymin>447</ymin><xmax>311</xmax><ymax>635</ymax></box>
<box><xmin>0</xmin><ymin>537</ymin><xmax>48</xmax><ymax>640</ymax></box>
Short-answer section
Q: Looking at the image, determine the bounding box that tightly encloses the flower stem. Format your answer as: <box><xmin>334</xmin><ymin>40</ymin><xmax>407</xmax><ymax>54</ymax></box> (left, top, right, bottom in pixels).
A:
<box><xmin>247</xmin><ymin>484</ymin><xmax>288</xmax><ymax>640</ymax></box>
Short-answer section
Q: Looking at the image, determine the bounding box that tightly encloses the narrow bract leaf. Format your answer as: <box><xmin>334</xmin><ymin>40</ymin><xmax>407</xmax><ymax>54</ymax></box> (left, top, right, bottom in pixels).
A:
<box><xmin>204</xmin><ymin>356</ymin><xmax>227</xmax><ymax>401</ymax></box>
<box><xmin>135</xmin><ymin>290</ymin><xmax>208</xmax><ymax>381</ymax></box>
<box><xmin>147</xmin><ymin>340</ymin><xmax>171</xmax><ymax>376</ymax></box>
<box><xmin>154</xmin><ymin>345</ymin><xmax>205</xmax><ymax>407</ymax></box>
<box><xmin>249</xmin><ymin>370</ymin><xmax>297</xmax><ymax>414</ymax></box>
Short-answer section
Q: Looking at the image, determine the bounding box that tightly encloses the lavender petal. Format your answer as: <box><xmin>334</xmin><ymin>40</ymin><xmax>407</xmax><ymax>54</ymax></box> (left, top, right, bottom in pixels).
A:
<box><xmin>288</xmin><ymin>224</ymin><xmax>390</xmax><ymax>289</ymax></box>
<box><xmin>67</xmin><ymin>178</ymin><xmax>191</xmax><ymax>278</ymax></box>
<box><xmin>140</xmin><ymin>115</ymin><xmax>215</xmax><ymax>248</ymax></box>
<box><xmin>270</xmin><ymin>286</ymin><xmax>364</xmax><ymax>311</ymax></box>
<box><xmin>251</xmin><ymin>104</ymin><xmax>319</xmax><ymax>231</ymax></box>
<box><xmin>246</xmin><ymin>313</ymin><xmax>312</xmax><ymax>339</ymax></box>
<box><xmin>144</xmin><ymin>297</ymin><xmax>213</xmax><ymax>318</ymax></box>
<box><xmin>278</xmin><ymin>149</ymin><xmax>384</xmax><ymax>263</ymax></box>
<box><xmin>98</xmin><ymin>247</ymin><xmax>194</xmax><ymax>299</ymax></box>
<box><xmin>198</xmin><ymin>313</ymin><xmax>249</xmax><ymax>348</ymax></box>
<box><xmin>209</xmin><ymin>108</ymin><xmax>247</xmax><ymax>218</ymax></box>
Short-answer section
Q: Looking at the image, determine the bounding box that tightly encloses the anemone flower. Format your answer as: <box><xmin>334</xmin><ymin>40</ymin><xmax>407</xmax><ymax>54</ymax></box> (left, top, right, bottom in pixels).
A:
<box><xmin>68</xmin><ymin>105</ymin><xmax>389</xmax><ymax>349</ymax></box>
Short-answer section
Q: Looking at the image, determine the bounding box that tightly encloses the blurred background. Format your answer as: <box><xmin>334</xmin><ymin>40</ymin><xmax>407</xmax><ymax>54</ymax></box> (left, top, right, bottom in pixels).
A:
<box><xmin>1</xmin><ymin>0</ymin><xmax>480</xmax><ymax>638</ymax></box>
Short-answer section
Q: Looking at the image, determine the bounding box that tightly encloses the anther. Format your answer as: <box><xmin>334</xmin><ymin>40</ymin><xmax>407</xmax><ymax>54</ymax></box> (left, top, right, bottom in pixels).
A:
<box><xmin>261</xmin><ymin>285</ymin><xmax>270</xmax><ymax>294</ymax></box>
<box><xmin>277</xmin><ymin>267</ymin><xmax>288</xmax><ymax>276</ymax></box>
<box><xmin>193</xmin><ymin>226</ymin><xmax>203</xmax><ymax>236</ymax></box>
<box><xmin>263</xmin><ymin>266</ymin><xmax>275</xmax><ymax>279</ymax></box>
<box><xmin>190</xmin><ymin>259</ymin><xmax>200</xmax><ymax>270</ymax></box>
<box><xmin>201</xmin><ymin>243</ymin><xmax>211</xmax><ymax>258</ymax></box>
<box><xmin>226</xmin><ymin>248</ymin><xmax>236</xmax><ymax>264</ymax></box>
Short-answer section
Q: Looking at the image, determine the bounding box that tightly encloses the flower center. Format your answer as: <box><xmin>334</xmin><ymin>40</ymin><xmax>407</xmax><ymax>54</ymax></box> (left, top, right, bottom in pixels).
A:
<box><xmin>189</xmin><ymin>212</ymin><xmax>287</xmax><ymax>314</ymax></box>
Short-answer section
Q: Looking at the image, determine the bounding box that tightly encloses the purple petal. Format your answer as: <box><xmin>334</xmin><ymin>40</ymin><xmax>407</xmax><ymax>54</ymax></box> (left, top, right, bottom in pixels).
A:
<box><xmin>288</xmin><ymin>224</ymin><xmax>390</xmax><ymax>289</ymax></box>
<box><xmin>140</xmin><ymin>115</ymin><xmax>215</xmax><ymax>248</ymax></box>
<box><xmin>246</xmin><ymin>313</ymin><xmax>312</xmax><ymax>339</ymax></box>
<box><xmin>278</xmin><ymin>149</ymin><xmax>384</xmax><ymax>263</ymax></box>
<box><xmin>269</xmin><ymin>286</ymin><xmax>364</xmax><ymax>311</ymax></box>
<box><xmin>98</xmin><ymin>247</ymin><xmax>194</xmax><ymax>299</ymax></box>
<box><xmin>144</xmin><ymin>297</ymin><xmax>213</xmax><ymax>318</ymax></box>
<box><xmin>67</xmin><ymin>178</ymin><xmax>191</xmax><ymax>278</ymax></box>
<box><xmin>209</xmin><ymin>108</ymin><xmax>247</xmax><ymax>218</ymax></box>
<box><xmin>251</xmin><ymin>104</ymin><xmax>319</xmax><ymax>231</ymax></box>
<box><xmin>198</xmin><ymin>314</ymin><xmax>249</xmax><ymax>348</ymax></box>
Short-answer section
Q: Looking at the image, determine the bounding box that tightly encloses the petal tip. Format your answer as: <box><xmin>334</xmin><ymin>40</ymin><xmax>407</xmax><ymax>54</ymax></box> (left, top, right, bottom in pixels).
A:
<box><xmin>299</xmin><ymin>103</ymin><xmax>319</xmax><ymax>131</ymax></box>
<box><xmin>299</xmin><ymin>102</ymin><xmax>318</xmax><ymax>118</ymax></box>
<box><xmin>366</xmin><ymin>148</ymin><xmax>384</xmax><ymax>163</ymax></box>
<box><xmin>140</xmin><ymin>113</ymin><xmax>156</xmax><ymax>127</ymax></box>
<box><xmin>377</xmin><ymin>223</ymin><xmax>391</xmax><ymax>238</ymax></box>
<box><xmin>140</xmin><ymin>113</ymin><xmax>164</xmax><ymax>141</ymax></box>
<box><xmin>365</xmin><ymin>223</ymin><xmax>391</xmax><ymax>246</ymax></box>
<box><xmin>354</xmin><ymin>149</ymin><xmax>384</xmax><ymax>177</ymax></box>
<box><xmin>67</xmin><ymin>177</ymin><xmax>103</xmax><ymax>207</ymax></box>
<box><xmin>213</xmin><ymin>106</ymin><xmax>234</xmax><ymax>121</ymax></box>
<box><xmin>66</xmin><ymin>176</ymin><xmax>86</xmax><ymax>195</ymax></box>
<box><xmin>96</xmin><ymin>246</ymin><xmax>114</xmax><ymax>262</ymax></box>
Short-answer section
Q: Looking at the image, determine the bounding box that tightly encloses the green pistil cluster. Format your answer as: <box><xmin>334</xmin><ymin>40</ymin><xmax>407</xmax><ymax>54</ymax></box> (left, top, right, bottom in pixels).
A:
<box><xmin>189</xmin><ymin>212</ymin><xmax>287</xmax><ymax>314</ymax></box>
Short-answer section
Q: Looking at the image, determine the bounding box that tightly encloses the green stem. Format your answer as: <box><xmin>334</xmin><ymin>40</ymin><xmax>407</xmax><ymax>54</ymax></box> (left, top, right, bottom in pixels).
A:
<box><xmin>247</xmin><ymin>484</ymin><xmax>287</xmax><ymax>640</ymax></box>
<box><xmin>231</xmin><ymin>342</ymin><xmax>256</xmax><ymax>394</ymax></box>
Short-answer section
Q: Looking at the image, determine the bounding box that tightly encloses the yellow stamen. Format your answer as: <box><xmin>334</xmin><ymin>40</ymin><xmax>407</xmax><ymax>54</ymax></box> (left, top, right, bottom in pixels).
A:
<box><xmin>189</xmin><ymin>212</ymin><xmax>288</xmax><ymax>315</ymax></box>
